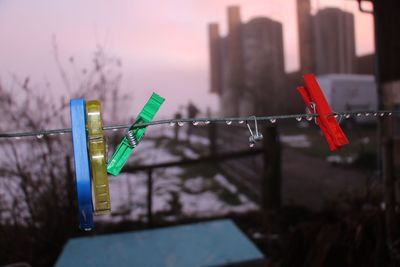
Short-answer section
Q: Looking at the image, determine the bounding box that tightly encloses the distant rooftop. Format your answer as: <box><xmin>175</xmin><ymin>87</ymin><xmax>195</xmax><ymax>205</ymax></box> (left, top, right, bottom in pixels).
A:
<box><xmin>317</xmin><ymin>73</ymin><xmax>375</xmax><ymax>81</ymax></box>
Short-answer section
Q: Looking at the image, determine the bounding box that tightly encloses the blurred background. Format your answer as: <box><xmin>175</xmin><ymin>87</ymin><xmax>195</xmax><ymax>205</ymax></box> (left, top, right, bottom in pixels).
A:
<box><xmin>0</xmin><ymin>0</ymin><xmax>399</xmax><ymax>266</ymax></box>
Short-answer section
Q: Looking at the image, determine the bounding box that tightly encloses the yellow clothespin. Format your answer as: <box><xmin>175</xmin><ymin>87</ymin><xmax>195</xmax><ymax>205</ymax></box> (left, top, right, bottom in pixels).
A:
<box><xmin>86</xmin><ymin>100</ymin><xmax>111</xmax><ymax>214</ymax></box>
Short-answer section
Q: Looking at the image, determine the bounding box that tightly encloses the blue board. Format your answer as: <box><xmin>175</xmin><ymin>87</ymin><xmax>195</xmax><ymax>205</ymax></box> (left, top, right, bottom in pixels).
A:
<box><xmin>55</xmin><ymin>219</ymin><xmax>265</xmax><ymax>267</ymax></box>
<box><xmin>70</xmin><ymin>99</ymin><xmax>93</xmax><ymax>230</ymax></box>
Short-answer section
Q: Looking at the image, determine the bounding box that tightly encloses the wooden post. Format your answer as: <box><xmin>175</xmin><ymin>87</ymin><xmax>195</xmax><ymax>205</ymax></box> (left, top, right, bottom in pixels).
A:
<box><xmin>383</xmin><ymin>138</ymin><xmax>399</xmax><ymax>245</ymax></box>
<box><xmin>374</xmin><ymin>0</ymin><xmax>400</xmax><ymax>253</ymax></box>
<box><xmin>262</xmin><ymin>125</ymin><xmax>281</xmax><ymax>212</ymax></box>
<box><xmin>174</xmin><ymin>113</ymin><xmax>182</xmax><ymax>142</ymax></box>
<box><xmin>209</xmin><ymin>123</ymin><xmax>217</xmax><ymax>157</ymax></box>
<box><xmin>147</xmin><ymin>168</ymin><xmax>153</xmax><ymax>227</ymax></box>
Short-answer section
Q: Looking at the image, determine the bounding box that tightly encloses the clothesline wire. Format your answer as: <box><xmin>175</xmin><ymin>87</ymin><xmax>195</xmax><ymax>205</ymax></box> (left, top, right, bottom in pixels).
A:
<box><xmin>0</xmin><ymin>109</ymin><xmax>397</xmax><ymax>139</ymax></box>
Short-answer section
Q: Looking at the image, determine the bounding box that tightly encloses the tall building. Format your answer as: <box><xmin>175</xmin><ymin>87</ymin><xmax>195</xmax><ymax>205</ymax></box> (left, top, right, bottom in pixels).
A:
<box><xmin>297</xmin><ymin>0</ymin><xmax>315</xmax><ymax>73</ymax></box>
<box><xmin>241</xmin><ymin>17</ymin><xmax>285</xmax><ymax>115</ymax></box>
<box><xmin>208</xmin><ymin>6</ymin><xmax>286</xmax><ymax>116</ymax></box>
<box><xmin>313</xmin><ymin>8</ymin><xmax>356</xmax><ymax>74</ymax></box>
<box><xmin>208</xmin><ymin>24</ymin><xmax>222</xmax><ymax>94</ymax></box>
<box><xmin>225</xmin><ymin>6</ymin><xmax>244</xmax><ymax>116</ymax></box>
<box><xmin>296</xmin><ymin>1</ymin><xmax>356</xmax><ymax>75</ymax></box>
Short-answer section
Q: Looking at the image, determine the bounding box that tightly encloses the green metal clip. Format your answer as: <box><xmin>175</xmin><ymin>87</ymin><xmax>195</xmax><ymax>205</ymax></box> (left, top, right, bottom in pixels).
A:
<box><xmin>107</xmin><ymin>93</ymin><xmax>165</xmax><ymax>176</ymax></box>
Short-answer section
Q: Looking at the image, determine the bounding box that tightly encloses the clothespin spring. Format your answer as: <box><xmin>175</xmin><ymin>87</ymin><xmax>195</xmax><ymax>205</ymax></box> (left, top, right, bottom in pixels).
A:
<box><xmin>310</xmin><ymin>102</ymin><xmax>318</xmax><ymax>125</ymax></box>
<box><xmin>246</xmin><ymin>116</ymin><xmax>263</xmax><ymax>147</ymax></box>
<box><xmin>126</xmin><ymin>130</ymin><xmax>138</xmax><ymax>148</ymax></box>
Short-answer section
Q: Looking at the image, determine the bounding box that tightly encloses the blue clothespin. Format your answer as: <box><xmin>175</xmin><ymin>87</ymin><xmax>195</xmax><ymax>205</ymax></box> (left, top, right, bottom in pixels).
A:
<box><xmin>70</xmin><ymin>99</ymin><xmax>94</xmax><ymax>231</ymax></box>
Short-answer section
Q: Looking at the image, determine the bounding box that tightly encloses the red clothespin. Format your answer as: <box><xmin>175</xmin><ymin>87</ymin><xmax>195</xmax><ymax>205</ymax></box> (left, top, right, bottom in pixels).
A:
<box><xmin>297</xmin><ymin>74</ymin><xmax>349</xmax><ymax>151</ymax></box>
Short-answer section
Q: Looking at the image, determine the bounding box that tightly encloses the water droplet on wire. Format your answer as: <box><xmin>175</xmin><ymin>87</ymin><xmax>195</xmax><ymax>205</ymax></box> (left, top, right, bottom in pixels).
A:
<box><xmin>238</xmin><ymin>120</ymin><xmax>244</xmax><ymax>124</ymax></box>
<box><xmin>365</xmin><ymin>113</ymin><xmax>370</xmax><ymax>116</ymax></box>
<box><xmin>193</xmin><ymin>121</ymin><xmax>199</xmax><ymax>126</ymax></box>
<box><xmin>296</xmin><ymin>117</ymin><xmax>302</xmax><ymax>122</ymax></box>
<box><xmin>306</xmin><ymin>116</ymin><xmax>313</xmax><ymax>121</ymax></box>
<box><xmin>373</xmin><ymin>113</ymin><xmax>378</xmax><ymax>116</ymax></box>
<box><xmin>169</xmin><ymin>122</ymin><xmax>176</xmax><ymax>127</ymax></box>
<box><xmin>249</xmin><ymin>143</ymin><xmax>255</xmax><ymax>148</ymax></box>
<box><xmin>380</xmin><ymin>113</ymin><xmax>385</xmax><ymax>117</ymax></box>
<box><xmin>345</xmin><ymin>114</ymin><xmax>351</xmax><ymax>119</ymax></box>
<box><xmin>357</xmin><ymin>113</ymin><xmax>361</xmax><ymax>117</ymax></box>
<box><xmin>269</xmin><ymin>118</ymin><xmax>276</xmax><ymax>124</ymax></box>
<box><xmin>36</xmin><ymin>134</ymin><xmax>44</xmax><ymax>139</ymax></box>
<box><xmin>205</xmin><ymin>120</ymin><xmax>210</xmax><ymax>125</ymax></box>
<box><xmin>388</xmin><ymin>112</ymin><xmax>392</xmax><ymax>116</ymax></box>
<box><xmin>178</xmin><ymin>121</ymin><xmax>185</xmax><ymax>127</ymax></box>
<box><xmin>15</xmin><ymin>137</ymin><xmax>21</xmax><ymax>140</ymax></box>
<box><xmin>226</xmin><ymin>120</ymin><xmax>232</xmax><ymax>125</ymax></box>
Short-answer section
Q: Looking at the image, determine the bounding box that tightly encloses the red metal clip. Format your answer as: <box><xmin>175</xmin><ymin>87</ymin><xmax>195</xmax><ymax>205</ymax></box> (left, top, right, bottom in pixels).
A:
<box><xmin>297</xmin><ymin>73</ymin><xmax>349</xmax><ymax>151</ymax></box>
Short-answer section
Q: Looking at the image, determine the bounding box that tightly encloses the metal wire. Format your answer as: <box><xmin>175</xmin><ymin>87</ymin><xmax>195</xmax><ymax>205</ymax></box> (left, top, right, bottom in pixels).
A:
<box><xmin>0</xmin><ymin>109</ymin><xmax>397</xmax><ymax>139</ymax></box>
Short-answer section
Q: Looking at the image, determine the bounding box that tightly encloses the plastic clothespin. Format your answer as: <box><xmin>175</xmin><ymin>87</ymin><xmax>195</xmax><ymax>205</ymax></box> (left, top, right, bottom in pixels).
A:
<box><xmin>86</xmin><ymin>100</ymin><xmax>111</xmax><ymax>214</ymax></box>
<box><xmin>297</xmin><ymin>74</ymin><xmax>349</xmax><ymax>151</ymax></box>
<box><xmin>70</xmin><ymin>99</ymin><xmax>94</xmax><ymax>230</ymax></box>
<box><xmin>107</xmin><ymin>93</ymin><xmax>165</xmax><ymax>176</ymax></box>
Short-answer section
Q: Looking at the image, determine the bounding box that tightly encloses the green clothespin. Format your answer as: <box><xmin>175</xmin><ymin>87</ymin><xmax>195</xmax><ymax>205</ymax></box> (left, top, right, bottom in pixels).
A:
<box><xmin>107</xmin><ymin>93</ymin><xmax>165</xmax><ymax>176</ymax></box>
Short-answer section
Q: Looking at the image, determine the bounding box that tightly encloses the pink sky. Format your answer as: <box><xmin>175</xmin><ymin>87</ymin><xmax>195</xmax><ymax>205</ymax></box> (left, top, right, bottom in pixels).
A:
<box><xmin>0</xmin><ymin>0</ymin><xmax>374</xmax><ymax>116</ymax></box>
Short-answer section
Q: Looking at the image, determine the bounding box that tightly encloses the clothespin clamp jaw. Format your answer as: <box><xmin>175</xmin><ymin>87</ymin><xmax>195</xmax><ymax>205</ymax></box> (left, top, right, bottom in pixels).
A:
<box><xmin>107</xmin><ymin>93</ymin><xmax>165</xmax><ymax>176</ymax></box>
<box><xmin>246</xmin><ymin>116</ymin><xmax>263</xmax><ymax>147</ymax></box>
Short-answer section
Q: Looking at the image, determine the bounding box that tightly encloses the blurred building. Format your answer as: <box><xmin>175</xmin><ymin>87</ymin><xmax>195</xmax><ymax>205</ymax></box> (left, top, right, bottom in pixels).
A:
<box><xmin>296</xmin><ymin>0</ymin><xmax>357</xmax><ymax>75</ymax></box>
<box><xmin>208</xmin><ymin>23</ymin><xmax>222</xmax><ymax>95</ymax></box>
<box><xmin>297</xmin><ymin>0</ymin><xmax>315</xmax><ymax>74</ymax></box>
<box><xmin>240</xmin><ymin>17</ymin><xmax>285</xmax><ymax>116</ymax></box>
<box><xmin>313</xmin><ymin>8</ymin><xmax>356</xmax><ymax>74</ymax></box>
<box><xmin>208</xmin><ymin>4</ymin><xmax>373</xmax><ymax>117</ymax></box>
<box><xmin>224</xmin><ymin>6</ymin><xmax>244</xmax><ymax>116</ymax></box>
<box><xmin>208</xmin><ymin>6</ymin><xmax>286</xmax><ymax>116</ymax></box>
<box><xmin>356</xmin><ymin>54</ymin><xmax>375</xmax><ymax>75</ymax></box>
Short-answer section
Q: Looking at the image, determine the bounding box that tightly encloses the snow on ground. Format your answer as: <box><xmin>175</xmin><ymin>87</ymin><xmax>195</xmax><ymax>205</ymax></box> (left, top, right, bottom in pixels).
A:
<box><xmin>180</xmin><ymin>175</ymin><xmax>258</xmax><ymax>216</ymax></box>
<box><xmin>181</xmin><ymin>147</ymin><xmax>199</xmax><ymax>159</ymax></box>
<box><xmin>214</xmin><ymin>174</ymin><xmax>238</xmax><ymax>194</ymax></box>
<box><xmin>0</xmin><ymin>126</ymin><xmax>258</xmax><ymax>225</ymax></box>
<box><xmin>280</xmin><ymin>134</ymin><xmax>311</xmax><ymax>148</ymax></box>
<box><xmin>98</xmin><ymin>169</ymin><xmax>258</xmax><ymax>223</ymax></box>
<box><xmin>156</xmin><ymin>124</ymin><xmax>210</xmax><ymax>146</ymax></box>
<box><xmin>184</xmin><ymin>177</ymin><xmax>205</xmax><ymax>193</ymax></box>
<box><xmin>187</xmin><ymin>134</ymin><xmax>210</xmax><ymax>146</ymax></box>
<box><xmin>121</xmin><ymin>136</ymin><xmax>181</xmax><ymax>166</ymax></box>
<box><xmin>97</xmin><ymin>128</ymin><xmax>258</xmax><ymax>223</ymax></box>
